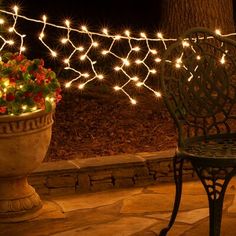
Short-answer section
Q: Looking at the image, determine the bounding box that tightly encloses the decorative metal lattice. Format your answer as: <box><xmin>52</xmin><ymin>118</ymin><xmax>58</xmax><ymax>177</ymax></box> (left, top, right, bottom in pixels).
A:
<box><xmin>161</xmin><ymin>28</ymin><xmax>236</xmax><ymax>145</ymax></box>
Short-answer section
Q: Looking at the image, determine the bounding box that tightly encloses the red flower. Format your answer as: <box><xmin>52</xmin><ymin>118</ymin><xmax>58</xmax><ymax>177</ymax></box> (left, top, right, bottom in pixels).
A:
<box><xmin>9</xmin><ymin>77</ymin><xmax>16</xmax><ymax>83</ymax></box>
<box><xmin>33</xmin><ymin>92</ymin><xmax>43</xmax><ymax>102</ymax></box>
<box><xmin>20</xmin><ymin>65</ymin><xmax>27</xmax><ymax>73</ymax></box>
<box><xmin>15</xmin><ymin>54</ymin><xmax>24</xmax><ymax>62</ymax></box>
<box><xmin>24</xmin><ymin>91</ymin><xmax>32</xmax><ymax>98</ymax></box>
<box><xmin>0</xmin><ymin>106</ymin><xmax>6</xmax><ymax>114</ymax></box>
<box><xmin>0</xmin><ymin>52</ymin><xmax>61</xmax><ymax>115</ymax></box>
<box><xmin>40</xmin><ymin>59</ymin><xmax>44</xmax><ymax>66</ymax></box>
<box><xmin>35</xmin><ymin>73</ymin><xmax>45</xmax><ymax>84</ymax></box>
<box><xmin>56</xmin><ymin>94</ymin><xmax>62</xmax><ymax>103</ymax></box>
<box><xmin>6</xmin><ymin>93</ymin><xmax>15</xmax><ymax>101</ymax></box>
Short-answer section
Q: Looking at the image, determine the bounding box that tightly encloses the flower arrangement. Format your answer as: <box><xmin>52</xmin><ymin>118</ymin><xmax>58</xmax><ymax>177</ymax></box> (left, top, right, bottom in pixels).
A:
<box><xmin>0</xmin><ymin>52</ymin><xmax>61</xmax><ymax>115</ymax></box>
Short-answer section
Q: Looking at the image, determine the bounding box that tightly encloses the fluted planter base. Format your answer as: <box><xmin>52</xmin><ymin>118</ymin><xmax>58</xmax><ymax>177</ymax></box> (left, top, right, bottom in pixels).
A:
<box><xmin>0</xmin><ymin>108</ymin><xmax>54</xmax><ymax>222</ymax></box>
<box><xmin>0</xmin><ymin>177</ymin><xmax>42</xmax><ymax>222</ymax></box>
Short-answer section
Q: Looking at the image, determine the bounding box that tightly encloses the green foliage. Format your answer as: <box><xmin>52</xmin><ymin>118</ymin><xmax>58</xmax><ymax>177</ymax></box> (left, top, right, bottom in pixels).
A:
<box><xmin>0</xmin><ymin>52</ymin><xmax>61</xmax><ymax>115</ymax></box>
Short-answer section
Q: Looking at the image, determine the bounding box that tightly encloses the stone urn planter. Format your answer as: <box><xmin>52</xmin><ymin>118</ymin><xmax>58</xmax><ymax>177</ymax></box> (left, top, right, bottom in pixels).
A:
<box><xmin>0</xmin><ymin>108</ymin><xmax>54</xmax><ymax>222</ymax></box>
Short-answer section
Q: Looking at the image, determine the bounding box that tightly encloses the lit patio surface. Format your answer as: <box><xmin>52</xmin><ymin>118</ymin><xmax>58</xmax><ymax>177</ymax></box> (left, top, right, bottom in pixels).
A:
<box><xmin>1</xmin><ymin>179</ymin><xmax>236</xmax><ymax>236</ymax></box>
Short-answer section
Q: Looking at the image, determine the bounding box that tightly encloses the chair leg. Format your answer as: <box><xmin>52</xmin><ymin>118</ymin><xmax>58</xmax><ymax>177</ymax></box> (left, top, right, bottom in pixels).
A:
<box><xmin>193</xmin><ymin>165</ymin><xmax>236</xmax><ymax>236</ymax></box>
<box><xmin>159</xmin><ymin>155</ymin><xmax>184</xmax><ymax>236</ymax></box>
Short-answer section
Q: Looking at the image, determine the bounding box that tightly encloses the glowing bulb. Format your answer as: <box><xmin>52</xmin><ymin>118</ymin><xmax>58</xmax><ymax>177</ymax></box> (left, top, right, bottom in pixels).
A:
<box><xmin>92</xmin><ymin>42</ymin><xmax>99</xmax><ymax>47</ymax></box>
<box><xmin>114</xmin><ymin>86</ymin><xmax>121</xmax><ymax>91</ymax></box>
<box><xmin>19</xmin><ymin>85</ymin><xmax>23</xmax><ymax>89</ymax></box>
<box><xmin>136</xmin><ymin>82</ymin><xmax>143</xmax><ymax>87</ymax></box>
<box><xmin>7</xmin><ymin>40</ymin><xmax>14</xmax><ymax>45</ymax></box>
<box><xmin>188</xmin><ymin>74</ymin><xmax>193</xmax><ymax>82</ymax></box>
<box><xmin>20</xmin><ymin>46</ymin><xmax>26</xmax><ymax>52</ymax></box>
<box><xmin>97</xmin><ymin>74</ymin><xmax>104</xmax><ymax>80</ymax></box>
<box><xmin>131</xmin><ymin>76</ymin><xmax>139</xmax><ymax>81</ymax></box>
<box><xmin>77</xmin><ymin>46</ymin><xmax>84</xmax><ymax>51</ymax></box>
<box><xmin>220</xmin><ymin>55</ymin><xmax>226</xmax><ymax>64</ymax></box>
<box><xmin>215</xmin><ymin>29</ymin><xmax>221</xmax><ymax>35</ymax></box>
<box><xmin>82</xmin><ymin>73</ymin><xmax>89</xmax><ymax>78</ymax></box>
<box><xmin>102</xmin><ymin>50</ymin><xmax>109</xmax><ymax>55</ymax></box>
<box><xmin>64</xmin><ymin>58</ymin><xmax>70</xmax><ymax>64</ymax></box>
<box><xmin>115</xmin><ymin>35</ymin><xmax>121</xmax><ymax>40</ymax></box>
<box><xmin>122</xmin><ymin>58</ymin><xmax>130</xmax><ymax>66</ymax></box>
<box><xmin>78</xmin><ymin>84</ymin><xmax>85</xmax><ymax>89</ymax></box>
<box><xmin>39</xmin><ymin>33</ymin><xmax>45</xmax><ymax>39</ymax></box>
<box><xmin>175</xmin><ymin>63</ymin><xmax>181</xmax><ymax>68</ymax></box>
<box><xmin>220</xmin><ymin>50</ymin><xmax>228</xmax><ymax>64</ymax></box>
<box><xmin>65</xmin><ymin>82</ymin><xmax>71</xmax><ymax>88</ymax></box>
<box><xmin>61</xmin><ymin>38</ymin><xmax>68</xmax><ymax>44</ymax></box>
<box><xmin>42</xmin><ymin>15</ymin><xmax>47</xmax><ymax>22</ymax></box>
<box><xmin>102</xmin><ymin>28</ymin><xmax>108</xmax><ymax>35</ymax></box>
<box><xmin>133</xmin><ymin>46</ymin><xmax>140</xmax><ymax>52</ymax></box>
<box><xmin>130</xmin><ymin>98</ymin><xmax>137</xmax><ymax>105</ymax></box>
<box><xmin>80</xmin><ymin>55</ymin><xmax>86</xmax><ymax>60</ymax></box>
<box><xmin>4</xmin><ymin>80</ymin><xmax>9</xmax><ymax>87</ymax></box>
<box><xmin>150</xmin><ymin>49</ymin><xmax>157</xmax><ymax>54</ymax></box>
<box><xmin>196</xmin><ymin>55</ymin><xmax>201</xmax><ymax>60</ymax></box>
<box><xmin>65</xmin><ymin>19</ymin><xmax>70</xmax><ymax>27</ymax></box>
<box><xmin>154</xmin><ymin>91</ymin><xmax>162</xmax><ymax>97</ymax></box>
<box><xmin>114</xmin><ymin>66</ymin><xmax>121</xmax><ymax>71</ymax></box>
<box><xmin>176</xmin><ymin>58</ymin><xmax>182</xmax><ymax>64</ymax></box>
<box><xmin>150</xmin><ymin>69</ymin><xmax>156</xmax><ymax>74</ymax></box>
<box><xmin>157</xmin><ymin>32</ymin><xmax>163</xmax><ymax>38</ymax></box>
<box><xmin>0</xmin><ymin>19</ymin><xmax>4</xmax><ymax>24</ymax></box>
<box><xmin>125</xmin><ymin>30</ymin><xmax>130</xmax><ymax>36</ymax></box>
<box><xmin>81</xmin><ymin>25</ymin><xmax>88</xmax><ymax>32</ymax></box>
<box><xmin>51</xmin><ymin>51</ymin><xmax>57</xmax><ymax>57</ymax></box>
<box><xmin>8</xmin><ymin>27</ymin><xmax>14</xmax><ymax>32</ymax></box>
<box><xmin>182</xmin><ymin>41</ymin><xmax>190</xmax><ymax>47</ymax></box>
<box><xmin>32</xmin><ymin>106</ymin><xmax>37</xmax><ymax>111</ymax></box>
<box><xmin>140</xmin><ymin>32</ymin><xmax>146</xmax><ymax>38</ymax></box>
<box><xmin>13</xmin><ymin>5</ymin><xmax>19</xmax><ymax>14</ymax></box>
<box><xmin>22</xmin><ymin>105</ymin><xmax>27</xmax><ymax>110</ymax></box>
<box><xmin>155</xmin><ymin>57</ymin><xmax>161</xmax><ymax>63</ymax></box>
<box><xmin>135</xmin><ymin>59</ymin><xmax>142</xmax><ymax>64</ymax></box>
<box><xmin>175</xmin><ymin>57</ymin><xmax>182</xmax><ymax>68</ymax></box>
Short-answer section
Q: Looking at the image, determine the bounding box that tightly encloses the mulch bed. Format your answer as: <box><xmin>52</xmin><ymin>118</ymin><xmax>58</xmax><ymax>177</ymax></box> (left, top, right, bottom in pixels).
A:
<box><xmin>45</xmin><ymin>86</ymin><xmax>177</xmax><ymax>162</ymax></box>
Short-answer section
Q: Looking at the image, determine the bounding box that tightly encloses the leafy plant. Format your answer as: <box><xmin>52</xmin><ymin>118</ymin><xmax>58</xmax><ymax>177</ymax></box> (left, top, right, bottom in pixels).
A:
<box><xmin>0</xmin><ymin>52</ymin><xmax>61</xmax><ymax>115</ymax></box>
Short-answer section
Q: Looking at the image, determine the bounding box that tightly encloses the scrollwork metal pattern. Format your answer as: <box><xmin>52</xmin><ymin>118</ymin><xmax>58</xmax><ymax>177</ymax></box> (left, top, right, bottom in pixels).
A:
<box><xmin>161</xmin><ymin>28</ymin><xmax>236</xmax><ymax>145</ymax></box>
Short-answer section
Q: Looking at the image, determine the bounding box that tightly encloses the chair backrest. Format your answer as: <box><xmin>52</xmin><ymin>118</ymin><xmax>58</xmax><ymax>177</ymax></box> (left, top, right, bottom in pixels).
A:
<box><xmin>160</xmin><ymin>27</ymin><xmax>236</xmax><ymax>147</ymax></box>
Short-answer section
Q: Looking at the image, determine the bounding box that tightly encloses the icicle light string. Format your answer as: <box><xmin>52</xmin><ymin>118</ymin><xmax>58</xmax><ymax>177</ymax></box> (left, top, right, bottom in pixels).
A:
<box><xmin>0</xmin><ymin>6</ymin><xmax>234</xmax><ymax>104</ymax></box>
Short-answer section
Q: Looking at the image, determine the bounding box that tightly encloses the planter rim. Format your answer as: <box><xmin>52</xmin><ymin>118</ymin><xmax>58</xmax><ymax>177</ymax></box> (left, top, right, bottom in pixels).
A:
<box><xmin>0</xmin><ymin>104</ymin><xmax>55</xmax><ymax>122</ymax></box>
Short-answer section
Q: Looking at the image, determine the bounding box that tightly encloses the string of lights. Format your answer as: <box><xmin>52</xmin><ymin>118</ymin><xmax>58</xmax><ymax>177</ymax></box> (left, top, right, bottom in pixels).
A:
<box><xmin>0</xmin><ymin>6</ymin><xmax>234</xmax><ymax>104</ymax></box>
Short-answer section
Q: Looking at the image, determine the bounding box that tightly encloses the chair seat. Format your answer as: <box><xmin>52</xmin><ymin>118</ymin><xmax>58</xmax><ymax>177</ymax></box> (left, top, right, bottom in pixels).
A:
<box><xmin>181</xmin><ymin>134</ymin><xmax>236</xmax><ymax>160</ymax></box>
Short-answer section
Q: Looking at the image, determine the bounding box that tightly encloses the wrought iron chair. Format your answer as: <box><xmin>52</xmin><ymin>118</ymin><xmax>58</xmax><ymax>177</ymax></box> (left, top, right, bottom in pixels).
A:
<box><xmin>159</xmin><ymin>27</ymin><xmax>236</xmax><ymax>236</ymax></box>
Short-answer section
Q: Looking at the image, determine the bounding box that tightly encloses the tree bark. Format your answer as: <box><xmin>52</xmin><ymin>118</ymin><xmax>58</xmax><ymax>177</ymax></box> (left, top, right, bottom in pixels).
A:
<box><xmin>159</xmin><ymin>0</ymin><xmax>235</xmax><ymax>37</ymax></box>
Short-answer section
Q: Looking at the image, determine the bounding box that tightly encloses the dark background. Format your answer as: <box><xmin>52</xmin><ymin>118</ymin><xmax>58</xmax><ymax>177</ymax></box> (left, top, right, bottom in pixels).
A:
<box><xmin>1</xmin><ymin>1</ymin><xmax>163</xmax><ymax>70</ymax></box>
<box><xmin>5</xmin><ymin>0</ymin><xmax>162</xmax><ymax>33</ymax></box>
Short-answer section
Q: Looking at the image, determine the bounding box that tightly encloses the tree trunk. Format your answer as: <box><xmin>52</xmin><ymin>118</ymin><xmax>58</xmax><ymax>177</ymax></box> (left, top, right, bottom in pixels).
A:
<box><xmin>159</xmin><ymin>0</ymin><xmax>235</xmax><ymax>37</ymax></box>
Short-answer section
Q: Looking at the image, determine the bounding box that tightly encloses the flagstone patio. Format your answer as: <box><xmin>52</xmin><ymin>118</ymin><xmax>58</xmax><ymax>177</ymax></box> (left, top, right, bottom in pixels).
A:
<box><xmin>1</xmin><ymin>178</ymin><xmax>236</xmax><ymax>236</ymax></box>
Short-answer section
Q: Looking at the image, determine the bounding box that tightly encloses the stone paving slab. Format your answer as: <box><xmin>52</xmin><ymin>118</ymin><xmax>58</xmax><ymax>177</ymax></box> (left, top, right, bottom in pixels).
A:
<box><xmin>52</xmin><ymin>188</ymin><xmax>142</xmax><ymax>212</ymax></box>
<box><xmin>1</xmin><ymin>179</ymin><xmax>236</xmax><ymax>236</ymax></box>
<box><xmin>52</xmin><ymin>217</ymin><xmax>157</xmax><ymax>236</ymax></box>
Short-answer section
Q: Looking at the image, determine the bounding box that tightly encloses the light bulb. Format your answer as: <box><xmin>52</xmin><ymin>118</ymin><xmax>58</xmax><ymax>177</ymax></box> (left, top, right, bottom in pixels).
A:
<box><xmin>78</xmin><ymin>84</ymin><xmax>85</xmax><ymax>89</ymax></box>
<box><xmin>114</xmin><ymin>86</ymin><xmax>120</xmax><ymax>91</ymax></box>
<box><xmin>130</xmin><ymin>98</ymin><xmax>137</xmax><ymax>105</ymax></box>
<box><xmin>65</xmin><ymin>19</ymin><xmax>70</xmax><ymax>27</ymax></box>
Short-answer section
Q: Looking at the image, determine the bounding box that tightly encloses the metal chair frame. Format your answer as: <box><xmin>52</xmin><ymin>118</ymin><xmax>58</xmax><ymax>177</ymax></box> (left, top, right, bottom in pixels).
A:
<box><xmin>159</xmin><ymin>27</ymin><xmax>236</xmax><ymax>236</ymax></box>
